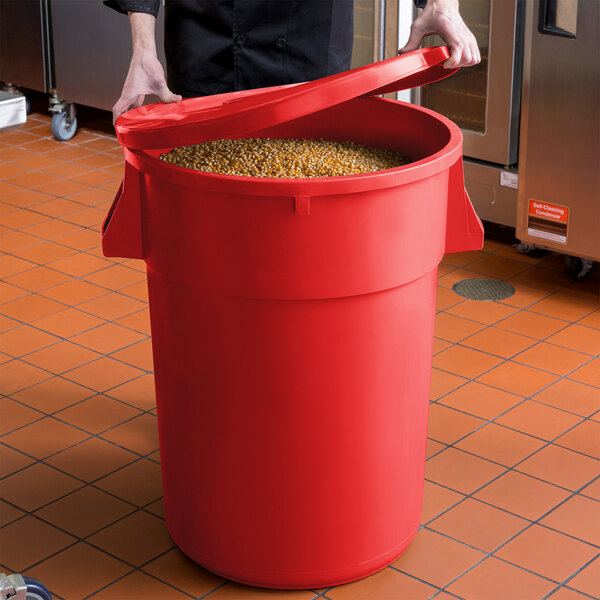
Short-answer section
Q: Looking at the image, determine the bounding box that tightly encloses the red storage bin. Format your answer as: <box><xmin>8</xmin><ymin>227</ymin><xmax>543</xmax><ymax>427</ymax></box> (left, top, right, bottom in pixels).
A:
<box><xmin>103</xmin><ymin>47</ymin><xmax>483</xmax><ymax>589</ymax></box>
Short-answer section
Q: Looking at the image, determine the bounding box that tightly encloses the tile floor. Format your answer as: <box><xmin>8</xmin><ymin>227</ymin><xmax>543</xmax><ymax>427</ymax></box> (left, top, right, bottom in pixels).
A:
<box><xmin>0</xmin><ymin>111</ymin><xmax>599</xmax><ymax>600</ymax></box>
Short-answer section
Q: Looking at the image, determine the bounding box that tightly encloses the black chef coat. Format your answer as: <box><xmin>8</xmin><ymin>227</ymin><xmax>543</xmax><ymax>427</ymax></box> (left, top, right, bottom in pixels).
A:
<box><xmin>104</xmin><ymin>0</ymin><xmax>354</xmax><ymax>97</ymax></box>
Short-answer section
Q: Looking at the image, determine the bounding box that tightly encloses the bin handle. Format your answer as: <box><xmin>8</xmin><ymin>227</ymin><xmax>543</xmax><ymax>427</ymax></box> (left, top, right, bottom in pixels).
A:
<box><xmin>444</xmin><ymin>158</ymin><xmax>484</xmax><ymax>254</ymax></box>
<box><xmin>102</xmin><ymin>161</ymin><xmax>145</xmax><ymax>259</ymax></box>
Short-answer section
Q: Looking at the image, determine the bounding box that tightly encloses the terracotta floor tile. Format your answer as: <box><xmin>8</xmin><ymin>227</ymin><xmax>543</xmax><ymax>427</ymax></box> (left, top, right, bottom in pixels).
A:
<box><xmin>460</xmin><ymin>256</ymin><xmax>532</xmax><ymax>279</ymax></box>
<box><xmin>48</xmin><ymin>252</ymin><xmax>109</xmax><ymax>278</ymax></box>
<box><xmin>0</xmin><ymin>230</ymin><xmax>43</xmax><ymax>253</ymax></box>
<box><xmin>437</xmin><ymin>267</ymin><xmax>483</xmax><ymax>289</ymax></box>
<box><xmin>568</xmin><ymin>556</ymin><xmax>600</xmax><ymax>598</ymax></box>
<box><xmin>496</xmin><ymin>310</ymin><xmax>568</xmax><ymax>339</ymax></box>
<box><xmin>5</xmin><ymin>265</ymin><xmax>72</xmax><ymax>292</ymax></box>
<box><xmin>430</xmin><ymin>369</ymin><xmax>469</xmax><ymax>401</ymax></box>
<box><xmin>74</xmin><ymin>153</ymin><xmax>121</xmax><ymax>170</ymax></box>
<box><xmin>40</xmin><ymin>162</ymin><xmax>93</xmax><ymax>180</ymax></box>
<box><xmin>420</xmin><ymin>481</ymin><xmax>464</xmax><ymax>524</ymax></box>
<box><xmin>0</xmin><ymin>515</ymin><xmax>76</xmax><ymax>572</ymax></box>
<box><xmin>455</xmin><ymin>423</ymin><xmax>545</xmax><ymax>467</ymax></box>
<box><xmin>461</xmin><ymin>326</ymin><xmax>537</xmax><ymax>359</ymax></box>
<box><xmin>0</xmin><ymin>462</ymin><xmax>83</xmax><ymax>512</ymax></box>
<box><xmin>8</xmin><ymin>172</ymin><xmax>61</xmax><ymax>190</ymax></box>
<box><xmin>100</xmin><ymin>179</ymin><xmax>122</xmax><ymax>193</ymax></box>
<box><xmin>578</xmin><ymin>310</ymin><xmax>600</xmax><ymax>330</ymax></box>
<box><xmin>0</xmin><ymin>254</ymin><xmax>37</xmax><ymax>278</ymax></box>
<box><xmin>0</xmin><ymin>146</ymin><xmax>35</xmax><ymax>162</ymax></box>
<box><xmin>428</xmin><ymin>497</ymin><xmax>529</xmax><ymax>552</ymax></box>
<box><xmin>77</xmin><ymin>292</ymin><xmax>147</xmax><ymax>321</ymax></box>
<box><xmin>23</xmin><ymin>217</ymin><xmax>82</xmax><ymax>241</ymax></box>
<box><xmin>446</xmin><ymin>299</ymin><xmax>519</xmax><ymax>326</ymax></box>
<box><xmin>109</xmin><ymin>338</ymin><xmax>155</xmax><ymax>371</ymax></box>
<box><xmin>1</xmin><ymin>208</ymin><xmax>50</xmax><ymax>230</ymax></box>
<box><xmin>436</xmin><ymin>286</ymin><xmax>464</xmax><ymax>311</ymax></box>
<box><xmin>513</xmin><ymin>342</ymin><xmax>591</xmax><ymax>377</ymax></box>
<box><xmin>65</xmin><ymin>187</ymin><xmax>115</xmax><ymax>207</ymax></box>
<box><xmin>533</xmin><ymin>379</ymin><xmax>600</xmax><ymax>417</ymax></box>
<box><xmin>40</xmin><ymin>279</ymin><xmax>107</xmax><ymax>306</ymax></box>
<box><xmin>0</xmin><ymin>130</ymin><xmax>38</xmax><ymax>146</ymax></box>
<box><xmin>495</xmin><ymin>401</ymin><xmax>583</xmax><ymax>441</ymax></box>
<box><xmin>60</xmin><ymin>206</ymin><xmax>106</xmax><ymax>228</ymax></box>
<box><xmin>477</xmin><ymin>361</ymin><xmax>559</xmax><ymax>398</ymax></box>
<box><xmin>433</xmin><ymin>345</ymin><xmax>503</xmax><ymax>380</ymax></box>
<box><xmin>83</xmin><ymin>264</ymin><xmax>146</xmax><ymax>292</ymax></box>
<box><xmin>426</xmin><ymin>438</ymin><xmax>446</xmax><ymax>459</ymax></box>
<box><xmin>1</xmin><ymin>293</ymin><xmax>66</xmax><ymax>323</ymax></box>
<box><xmin>31</xmin><ymin>197</ymin><xmax>86</xmax><ymax>217</ymax></box>
<box><xmin>516</xmin><ymin>444</ymin><xmax>600</xmax><ymax>491</ymax></box>
<box><xmin>0</xmin><ymin>281</ymin><xmax>29</xmax><ymax>304</ymax></box>
<box><xmin>494</xmin><ymin>524</ymin><xmax>597</xmax><ymax>583</ymax></box>
<box><xmin>100</xmin><ymin>413</ymin><xmax>159</xmax><ymax>456</ymax></box>
<box><xmin>35</xmin><ymin>486</ymin><xmax>135</xmax><ymax>538</ymax></box>
<box><xmin>13</xmin><ymin>240</ymin><xmax>77</xmax><ymax>265</ymax></box>
<box><xmin>11</xmin><ymin>377</ymin><xmax>94</xmax><ymax>414</ymax></box>
<box><xmin>580</xmin><ymin>477</ymin><xmax>600</xmax><ymax>501</ymax></box>
<box><xmin>0</xmin><ymin>325</ymin><xmax>60</xmax><ymax>357</ymax></box>
<box><xmin>0</xmin><ymin>314</ymin><xmax>19</xmax><ymax>333</ymax></box>
<box><xmin>31</xmin><ymin>307</ymin><xmax>104</xmax><ymax>338</ymax></box>
<box><xmin>87</xmin><ymin>510</ymin><xmax>174</xmax><ymax>567</ymax></box>
<box><xmin>434</xmin><ymin>313</ymin><xmax>486</xmax><ymax>343</ymax></box>
<box><xmin>0</xmin><ymin>163</ymin><xmax>30</xmax><ymax>179</ymax></box>
<box><xmin>55</xmin><ymin>395</ymin><xmax>142</xmax><ymax>434</ymax></box>
<box><xmin>21</xmin><ymin>137</ymin><xmax>66</xmax><ymax>152</ymax></box>
<box><xmin>442</xmin><ymin>250</ymin><xmax>485</xmax><ymax>268</ymax></box>
<box><xmin>63</xmin><ymin>356</ymin><xmax>144</xmax><ymax>392</ymax></box>
<box><xmin>144</xmin><ymin>498</ymin><xmax>165</xmax><ymax>520</ymax></box>
<box><xmin>447</xmin><ymin>556</ymin><xmax>556</xmax><ymax>600</ymax></box>
<box><xmin>46</xmin><ymin>437</ymin><xmax>138</xmax><ymax>482</ymax></box>
<box><xmin>15</xmin><ymin>154</ymin><xmax>65</xmax><ymax>171</ymax></box>
<box><xmin>143</xmin><ymin>547</ymin><xmax>225</xmax><ymax>598</ymax></box>
<box><xmin>425</xmin><ymin>448</ymin><xmax>505</xmax><ymax>495</ymax></box>
<box><xmin>105</xmin><ymin>374</ymin><xmax>156</xmax><ymax>410</ymax></box>
<box><xmin>546</xmin><ymin>324</ymin><xmax>600</xmax><ymax>356</ymax></box>
<box><xmin>530</xmin><ymin>292</ymin><xmax>598</xmax><ymax>323</ymax></box>
<box><xmin>432</xmin><ymin>338</ymin><xmax>452</xmax><ymax>355</ymax></box>
<box><xmin>71</xmin><ymin>169</ymin><xmax>118</xmax><ymax>187</ymax></box>
<box><xmin>87</xmin><ymin>571</ymin><xmax>187</xmax><ymax>600</ymax></box>
<box><xmin>36</xmin><ymin>178</ymin><xmax>90</xmax><ymax>197</ymax></box>
<box><xmin>0</xmin><ymin>397</ymin><xmax>43</xmax><ymax>435</ymax></box>
<box><xmin>1</xmin><ymin>188</ymin><xmax>53</xmax><ymax>209</ymax></box>
<box><xmin>0</xmin><ymin>181</ymin><xmax>24</xmax><ymax>197</ymax></box>
<box><xmin>95</xmin><ymin>458</ymin><xmax>163</xmax><ymax>507</ymax></box>
<box><xmin>508</xmin><ymin>263</ymin><xmax>573</xmax><ymax>291</ymax></box>
<box><xmin>547</xmin><ymin>587</ymin><xmax>590</xmax><ymax>600</ymax></box>
<box><xmin>27</xmin><ymin>542</ymin><xmax>131</xmax><ymax>600</ymax></box>
<box><xmin>0</xmin><ymin>359</ymin><xmax>51</xmax><ymax>395</ymax></box>
<box><xmin>426</xmin><ymin>404</ymin><xmax>484</xmax><ymax>445</ymax></box>
<box><xmin>22</xmin><ymin>340</ymin><xmax>102</xmax><ymax>375</ymax></box>
<box><xmin>70</xmin><ymin>322</ymin><xmax>146</xmax><ymax>355</ymax></box>
<box><xmin>474</xmin><ymin>471</ymin><xmax>570</xmax><ymax>520</ymax></box>
<box><xmin>392</xmin><ymin>527</ymin><xmax>484</xmax><ymax>588</ymax></box>
<box><xmin>0</xmin><ymin>499</ymin><xmax>25</xmax><ymax>527</ymax></box>
<box><xmin>81</xmin><ymin>137</ymin><xmax>120</xmax><ymax>152</ymax></box>
<box><xmin>568</xmin><ymin>358</ymin><xmax>600</xmax><ymax>388</ymax></box>
<box><xmin>0</xmin><ymin>443</ymin><xmax>35</xmax><ymax>478</ymax></box>
<box><xmin>114</xmin><ymin>308</ymin><xmax>152</xmax><ymax>335</ymax></box>
<box><xmin>42</xmin><ymin>143</ymin><xmax>98</xmax><ymax>160</ymax></box>
<box><xmin>542</xmin><ymin>494</ymin><xmax>600</xmax><ymax>547</ymax></box>
<box><xmin>555</xmin><ymin>420</ymin><xmax>600</xmax><ymax>460</ymax></box>
<box><xmin>2</xmin><ymin>416</ymin><xmax>90</xmax><ymax>460</ymax></box>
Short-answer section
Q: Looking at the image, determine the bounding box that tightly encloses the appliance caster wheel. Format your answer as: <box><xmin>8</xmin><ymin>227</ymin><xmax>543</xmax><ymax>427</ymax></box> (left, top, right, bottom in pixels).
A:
<box><xmin>564</xmin><ymin>255</ymin><xmax>594</xmax><ymax>281</ymax></box>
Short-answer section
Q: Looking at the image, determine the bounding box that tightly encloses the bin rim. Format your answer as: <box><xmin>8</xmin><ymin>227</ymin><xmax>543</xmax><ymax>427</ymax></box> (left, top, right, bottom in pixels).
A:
<box><xmin>123</xmin><ymin>98</ymin><xmax>463</xmax><ymax>198</ymax></box>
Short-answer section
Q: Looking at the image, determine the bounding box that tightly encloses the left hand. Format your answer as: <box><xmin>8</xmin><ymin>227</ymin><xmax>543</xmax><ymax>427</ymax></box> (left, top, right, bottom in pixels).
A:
<box><xmin>398</xmin><ymin>0</ymin><xmax>481</xmax><ymax>69</ymax></box>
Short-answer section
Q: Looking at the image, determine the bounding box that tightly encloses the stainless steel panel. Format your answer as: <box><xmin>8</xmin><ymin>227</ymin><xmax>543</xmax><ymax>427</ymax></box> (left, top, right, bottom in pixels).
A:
<box><xmin>50</xmin><ymin>0</ymin><xmax>165</xmax><ymax>111</ymax></box>
<box><xmin>516</xmin><ymin>0</ymin><xmax>600</xmax><ymax>261</ymax></box>
<box><xmin>0</xmin><ymin>0</ymin><xmax>49</xmax><ymax>92</ymax></box>
<box><xmin>419</xmin><ymin>0</ymin><xmax>524</xmax><ymax>166</ymax></box>
<box><xmin>464</xmin><ymin>160</ymin><xmax>518</xmax><ymax>227</ymax></box>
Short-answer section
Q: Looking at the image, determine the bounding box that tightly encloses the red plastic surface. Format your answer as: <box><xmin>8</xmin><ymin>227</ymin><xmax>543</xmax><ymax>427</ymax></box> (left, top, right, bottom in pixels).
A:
<box><xmin>115</xmin><ymin>47</ymin><xmax>457</xmax><ymax>150</ymax></box>
<box><xmin>102</xmin><ymin>54</ymin><xmax>484</xmax><ymax>589</ymax></box>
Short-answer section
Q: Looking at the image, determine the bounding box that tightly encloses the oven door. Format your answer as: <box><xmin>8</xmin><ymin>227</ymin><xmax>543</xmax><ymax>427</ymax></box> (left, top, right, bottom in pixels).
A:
<box><xmin>417</xmin><ymin>0</ymin><xmax>524</xmax><ymax>166</ymax></box>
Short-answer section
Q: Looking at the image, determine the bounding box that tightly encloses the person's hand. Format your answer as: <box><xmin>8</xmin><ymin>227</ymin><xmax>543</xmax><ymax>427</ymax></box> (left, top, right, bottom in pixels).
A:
<box><xmin>112</xmin><ymin>12</ymin><xmax>182</xmax><ymax>123</ymax></box>
<box><xmin>112</xmin><ymin>51</ymin><xmax>182</xmax><ymax>123</ymax></box>
<box><xmin>398</xmin><ymin>0</ymin><xmax>481</xmax><ymax>69</ymax></box>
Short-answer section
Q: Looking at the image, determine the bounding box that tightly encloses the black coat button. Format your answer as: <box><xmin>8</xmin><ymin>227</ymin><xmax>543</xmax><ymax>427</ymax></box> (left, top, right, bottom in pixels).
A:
<box><xmin>235</xmin><ymin>34</ymin><xmax>247</xmax><ymax>47</ymax></box>
<box><xmin>276</xmin><ymin>37</ymin><xmax>287</xmax><ymax>49</ymax></box>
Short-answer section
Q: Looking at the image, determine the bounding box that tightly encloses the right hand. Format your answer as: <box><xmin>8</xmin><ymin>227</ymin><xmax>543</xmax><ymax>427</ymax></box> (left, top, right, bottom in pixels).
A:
<box><xmin>112</xmin><ymin>50</ymin><xmax>182</xmax><ymax>123</ymax></box>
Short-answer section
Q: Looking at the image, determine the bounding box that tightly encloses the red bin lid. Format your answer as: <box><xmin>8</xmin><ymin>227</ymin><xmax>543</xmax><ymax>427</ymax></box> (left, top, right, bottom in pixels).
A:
<box><xmin>116</xmin><ymin>46</ymin><xmax>457</xmax><ymax>150</ymax></box>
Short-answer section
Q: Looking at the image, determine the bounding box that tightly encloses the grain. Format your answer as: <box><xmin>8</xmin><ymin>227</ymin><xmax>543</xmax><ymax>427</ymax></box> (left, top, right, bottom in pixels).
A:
<box><xmin>159</xmin><ymin>138</ymin><xmax>411</xmax><ymax>178</ymax></box>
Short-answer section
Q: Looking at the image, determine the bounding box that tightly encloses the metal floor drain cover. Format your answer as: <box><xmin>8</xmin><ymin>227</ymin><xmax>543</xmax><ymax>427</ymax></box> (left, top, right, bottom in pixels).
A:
<box><xmin>452</xmin><ymin>278</ymin><xmax>515</xmax><ymax>301</ymax></box>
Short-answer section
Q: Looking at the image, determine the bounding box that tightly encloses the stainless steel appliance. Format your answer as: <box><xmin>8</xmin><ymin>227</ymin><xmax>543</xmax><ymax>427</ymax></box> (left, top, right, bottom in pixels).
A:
<box><xmin>516</xmin><ymin>0</ymin><xmax>599</xmax><ymax>277</ymax></box>
<box><xmin>416</xmin><ymin>0</ymin><xmax>525</xmax><ymax>227</ymax></box>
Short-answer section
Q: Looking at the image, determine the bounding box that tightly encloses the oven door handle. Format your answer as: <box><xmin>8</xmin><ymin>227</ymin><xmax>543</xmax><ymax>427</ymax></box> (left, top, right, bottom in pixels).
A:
<box><xmin>538</xmin><ymin>0</ymin><xmax>577</xmax><ymax>38</ymax></box>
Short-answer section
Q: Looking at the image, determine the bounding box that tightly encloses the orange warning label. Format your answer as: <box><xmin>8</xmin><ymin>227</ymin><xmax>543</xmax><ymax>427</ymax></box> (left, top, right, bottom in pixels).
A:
<box><xmin>527</xmin><ymin>200</ymin><xmax>569</xmax><ymax>244</ymax></box>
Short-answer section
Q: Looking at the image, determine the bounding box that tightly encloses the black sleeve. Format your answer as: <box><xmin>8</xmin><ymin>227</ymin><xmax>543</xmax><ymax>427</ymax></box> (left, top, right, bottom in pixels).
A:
<box><xmin>413</xmin><ymin>0</ymin><xmax>428</xmax><ymax>7</ymax></box>
<box><xmin>103</xmin><ymin>0</ymin><xmax>160</xmax><ymax>17</ymax></box>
